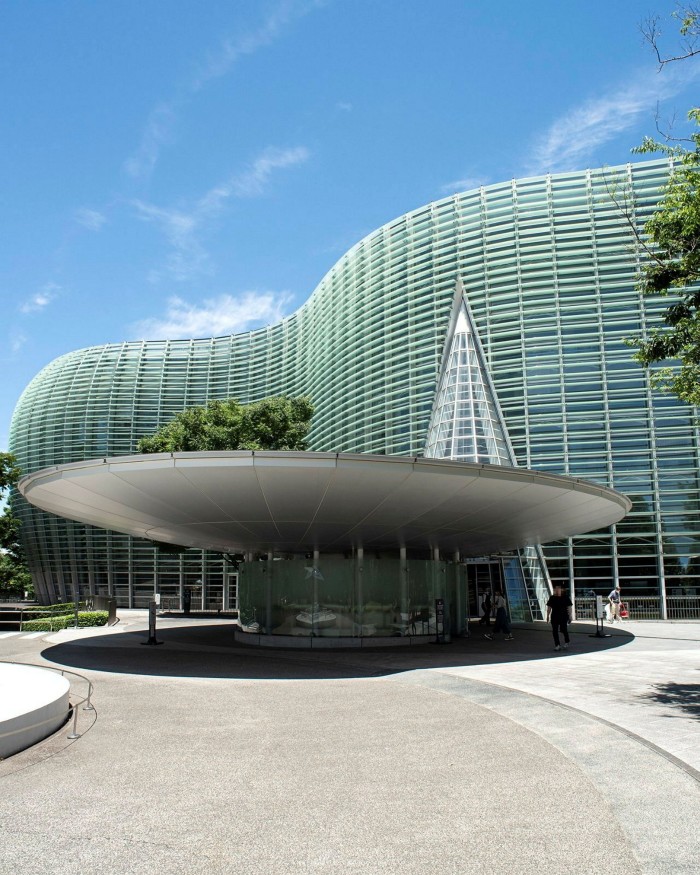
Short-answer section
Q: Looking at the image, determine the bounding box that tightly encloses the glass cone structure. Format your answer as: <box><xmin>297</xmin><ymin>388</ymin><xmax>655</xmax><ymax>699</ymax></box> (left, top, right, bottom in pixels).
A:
<box><xmin>424</xmin><ymin>280</ymin><xmax>550</xmax><ymax>616</ymax></box>
<box><xmin>424</xmin><ymin>280</ymin><xmax>511</xmax><ymax>465</ymax></box>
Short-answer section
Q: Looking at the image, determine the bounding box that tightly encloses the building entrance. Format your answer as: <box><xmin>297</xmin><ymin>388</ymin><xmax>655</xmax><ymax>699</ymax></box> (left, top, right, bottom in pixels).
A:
<box><xmin>464</xmin><ymin>560</ymin><xmax>505</xmax><ymax>620</ymax></box>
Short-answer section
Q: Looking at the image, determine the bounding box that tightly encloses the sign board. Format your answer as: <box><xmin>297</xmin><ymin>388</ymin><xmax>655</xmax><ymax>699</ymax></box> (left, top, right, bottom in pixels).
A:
<box><xmin>595</xmin><ymin>595</ymin><xmax>604</xmax><ymax>620</ymax></box>
<box><xmin>435</xmin><ymin>598</ymin><xmax>446</xmax><ymax>644</ymax></box>
<box><xmin>154</xmin><ymin>593</ymin><xmax>161</xmax><ymax>606</ymax></box>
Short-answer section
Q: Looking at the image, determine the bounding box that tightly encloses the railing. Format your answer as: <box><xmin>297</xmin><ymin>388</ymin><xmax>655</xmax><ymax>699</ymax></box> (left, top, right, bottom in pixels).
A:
<box><xmin>574</xmin><ymin>596</ymin><xmax>659</xmax><ymax>620</ymax></box>
<box><xmin>667</xmin><ymin>596</ymin><xmax>700</xmax><ymax>620</ymax></box>
<box><xmin>158</xmin><ymin>596</ymin><xmax>238</xmax><ymax>615</ymax></box>
<box><xmin>2</xmin><ymin>661</ymin><xmax>94</xmax><ymax>740</ymax></box>
<box><xmin>528</xmin><ymin>598</ymin><xmax>545</xmax><ymax>621</ymax></box>
<box><xmin>19</xmin><ymin>602</ymin><xmax>90</xmax><ymax>631</ymax></box>
<box><xmin>576</xmin><ymin>595</ymin><xmax>699</xmax><ymax>621</ymax></box>
<box><xmin>530</xmin><ymin>594</ymin><xmax>700</xmax><ymax>621</ymax></box>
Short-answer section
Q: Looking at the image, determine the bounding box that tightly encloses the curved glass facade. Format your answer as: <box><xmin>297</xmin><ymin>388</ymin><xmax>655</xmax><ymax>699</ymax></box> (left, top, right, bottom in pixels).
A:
<box><xmin>9</xmin><ymin>159</ymin><xmax>700</xmax><ymax>613</ymax></box>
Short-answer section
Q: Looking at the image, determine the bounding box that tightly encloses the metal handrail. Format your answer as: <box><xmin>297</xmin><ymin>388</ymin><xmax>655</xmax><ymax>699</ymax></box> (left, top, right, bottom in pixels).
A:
<box><xmin>2</xmin><ymin>660</ymin><xmax>94</xmax><ymax>740</ymax></box>
<box><xmin>19</xmin><ymin>603</ymin><xmax>91</xmax><ymax>631</ymax></box>
<box><xmin>530</xmin><ymin>594</ymin><xmax>700</xmax><ymax>621</ymax></box>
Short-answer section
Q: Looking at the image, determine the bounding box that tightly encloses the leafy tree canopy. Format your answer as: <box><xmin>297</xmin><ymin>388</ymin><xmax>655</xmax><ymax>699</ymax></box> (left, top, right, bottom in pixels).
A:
<box><xmin>0</xmin><ymin>451</ymin><xmax>21</xmax><ymax>492</ymax></box>
<box><xmin>137</xmin><ymin>396</ymin><xmax>315</xmax><ymax>454</ymax></box>
<box><xmin>0</xmin><ymin>451</ymin><xmax>30</xmax><ymax>596</ymax></box>
<box><xmin>0</xmin><ymin>552</ymin><xmax>30</xmax><ymax>597</ymax></box>
<box><xmin>627</xmin><ymin>7</ymin><xmax>700</xmax><ymax>405</ymax></box>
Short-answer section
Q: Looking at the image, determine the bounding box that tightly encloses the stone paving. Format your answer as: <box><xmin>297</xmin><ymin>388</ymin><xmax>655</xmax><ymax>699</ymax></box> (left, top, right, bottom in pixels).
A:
<box><xmin>0</xmin><ymin>613</ymin><xmax>697</xmax><ymax>874</ymax></box>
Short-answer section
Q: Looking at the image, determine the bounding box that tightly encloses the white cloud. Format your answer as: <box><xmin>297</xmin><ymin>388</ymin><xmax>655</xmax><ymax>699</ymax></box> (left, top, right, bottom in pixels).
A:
<box><xmin>124</xmin><ymin>101</ymin><xmax>178</xmax><ymax>180</ymax></box>
<box><xmin>19</xmin><ymin>283</ymin><xmax>59</xmax><ymax>314</ymax></box>
<box><xmin>131</xmin><ymin>291</ymin><xmax>293</xmax><ymax>340</ymax></box>
<box><xmin>124</xmin><ymin>1</ymin><xmax>322</xmax><ymax>180</ymax></box>
<box><xmin>191</xmin><ymin>1</ymin><xmax>322</xmax><ymax>91</ymax></box>
<box><xmin>10</xmin><ymin>331</ymin><xmax>27</xmax><ymax>353</ymax></box>
<box><xmin>336</xmin><ymin>101</ymin><xmax>353</xmax><ymax>112</ymax></box>
<box><xmin>132</xmin><ymin>145</ymin><xmax>309</xmax><ymax>281</ymax></box>
<box><xmin>131</xmin><ymin>199</ymin><xmax>209</xmax><ymax>282</ymax></box>
<box><xmin>75</xmin><ymin>207</ymin><xmax>107</xmax><ymax>231</ymax></box>
<box><xmin>525</xmin><ymin>65</ymin><xmax>700</xmax><ymax>176</ymax></box>
<box><xmin>219</xmin><ymin>145</ymin><xmax>310</xmax><ymax>199</ymax></box>
<box><xmin>440</xmin><ymin>176</ymin><xmax>488</xmax><ymax>195</ymax></box>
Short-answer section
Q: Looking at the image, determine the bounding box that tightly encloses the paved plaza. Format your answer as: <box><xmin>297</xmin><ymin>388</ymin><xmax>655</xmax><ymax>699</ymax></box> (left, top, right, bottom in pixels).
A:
<box><xmin>0</xmin><ymin>613</ymin><xmax>698</xmax><ymax>874</ymax></box>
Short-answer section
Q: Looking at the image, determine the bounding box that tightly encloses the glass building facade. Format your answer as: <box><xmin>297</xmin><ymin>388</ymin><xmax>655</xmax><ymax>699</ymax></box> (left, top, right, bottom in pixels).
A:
<box><xmin>8</xmin><ymin>159</ymin><xmax>700</xmax><ymax>615</ymax></box>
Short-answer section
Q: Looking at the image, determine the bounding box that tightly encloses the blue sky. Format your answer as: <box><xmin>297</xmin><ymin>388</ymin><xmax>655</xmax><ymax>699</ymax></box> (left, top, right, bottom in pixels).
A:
<box><xmin>2</xmin><ymin>0</ymin><xmax>699</xmax><ymax>451</ymax></box>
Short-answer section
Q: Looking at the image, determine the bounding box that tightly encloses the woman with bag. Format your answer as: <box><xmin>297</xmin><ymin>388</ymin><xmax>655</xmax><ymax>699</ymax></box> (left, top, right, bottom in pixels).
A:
<box><xmin>484</xmin><ymin>591</ymin><xmax>514</xmax><ymax>641</ymax></box>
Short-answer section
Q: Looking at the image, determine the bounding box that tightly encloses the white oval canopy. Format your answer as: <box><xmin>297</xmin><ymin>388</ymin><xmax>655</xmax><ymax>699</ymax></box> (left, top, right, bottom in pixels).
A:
<box><xmin>19</xmin><ymin>451</ymin><xmax>631</xmax><ymax>556</ymax></box>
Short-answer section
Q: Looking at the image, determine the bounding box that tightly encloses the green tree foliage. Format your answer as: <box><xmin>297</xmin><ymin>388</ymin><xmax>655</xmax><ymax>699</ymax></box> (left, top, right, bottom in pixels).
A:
<box><xmin>0</xmin><ymin>553</ymin><xmax>31</xmax><ymax>597</ymax></box>
<box><xmin>0</xmin><ymin>451</ymin><xmax>31</xmax><ymax>597</ymax></box>
<box><xmin>627</xmin><ymin>7</ymin><xmax>700</xmax><ymax>405</ymax></box>
<box><xmin>0</xmin><ymin>451</ymin><xmax>24</xmax><ymax>562</ymax></box>
<box><xmin>0</xmin><ymin>451</ymin><xmax>21</xmax><ymax>491</ymax></box>
<box><xmin>137</xmin><ymin>396</ymin><xmax>315</xmax><ymax>454</ymax></box>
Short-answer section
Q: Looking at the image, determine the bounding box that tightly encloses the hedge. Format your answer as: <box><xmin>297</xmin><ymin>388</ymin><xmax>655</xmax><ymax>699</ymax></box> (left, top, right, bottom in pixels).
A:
<box><xmin>21</xmin><ymin>611</ymin><xmax>109</xmax><ymax>632</ymax></box>
<box><xmin>23</xmin><ymin>601</ymin><xmax>89</xmax><ymax>614</ymax></box>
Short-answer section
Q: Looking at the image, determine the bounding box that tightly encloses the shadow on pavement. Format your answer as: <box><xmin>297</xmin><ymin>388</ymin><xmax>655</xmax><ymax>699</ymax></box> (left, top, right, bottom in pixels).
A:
<box><xmin>640</xmin><ymin>681</ymin><xmax>700</xmax><ymax>720</ymax></box>
<box><xmin>39</xmin><ymin>620</ymin><xmax>635</xmax><ymax>680</ymax></box>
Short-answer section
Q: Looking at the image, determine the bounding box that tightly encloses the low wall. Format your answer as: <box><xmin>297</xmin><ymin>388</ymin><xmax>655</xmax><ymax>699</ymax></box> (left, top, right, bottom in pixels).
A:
<box><xmin>0</xmin><ymin>664</ymin><xmax>70</xmax><ymax>759</ymax></box>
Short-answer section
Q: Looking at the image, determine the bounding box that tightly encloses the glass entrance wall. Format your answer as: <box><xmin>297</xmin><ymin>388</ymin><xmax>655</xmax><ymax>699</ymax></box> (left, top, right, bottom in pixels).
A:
<box><xmin>237</xmin><ymin>556</ymin><xmax>454</xmax><ymax>638</ymax></box>
<box><xmin>502</xmin><ymin>556</ymin><xmax>532</xmax><ymax>621</ymax></box>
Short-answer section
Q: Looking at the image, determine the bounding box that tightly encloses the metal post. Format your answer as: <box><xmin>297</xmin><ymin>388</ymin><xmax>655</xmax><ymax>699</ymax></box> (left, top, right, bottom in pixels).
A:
<box><xmin>311</xmin><ymin>549</ymin><xmax>320</xmax><ymax>638</ymax></box>
<box><xmin>265</xmin><ymin>551</ymin><xmax>273</xmax><ymax>635</ymax></box>
<box><xmin>67</xmin><ymin>704</ymin><xmax>80</xmax><ymax>740</ymax></box>
<box><xmin>142</xmin><ymin>599</ymin><xmax>163</xmax><ymax>645</ymax></box>
<box><xmin>355</xmin><ymin>547</ymin><xmax>364</xmax><ymax>635</ymax></box>
<box><xmin>400</xmin><ymin>547</ymin><xmax>408</xmax><ymax>635</ymax></box>
<box><xmin>83</xmin><ymin>681</ymin><xmax>95</xmax><ymax>711</ymax></box>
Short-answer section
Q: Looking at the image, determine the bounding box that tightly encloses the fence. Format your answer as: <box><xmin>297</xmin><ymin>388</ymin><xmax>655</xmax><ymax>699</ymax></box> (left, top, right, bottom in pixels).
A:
<box><xmin>530</xmin><ymin>595</ymin><xmax>700</xmax><ymax>621</ymax></box>
<box><xmin>576</xmin><ymin>595</ymin><xmax>700</xmax><ymax>621</ymax></box>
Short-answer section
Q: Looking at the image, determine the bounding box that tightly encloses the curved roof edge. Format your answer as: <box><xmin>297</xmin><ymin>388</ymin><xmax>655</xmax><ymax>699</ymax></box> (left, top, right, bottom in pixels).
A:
<box><xmin>19</xmin><ymin>451</ymin><xmax>632</xmax><ymax>556</ymax></box>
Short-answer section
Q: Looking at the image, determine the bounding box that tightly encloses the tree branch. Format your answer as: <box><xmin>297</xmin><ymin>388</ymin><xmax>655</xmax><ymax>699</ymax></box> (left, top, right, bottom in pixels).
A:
<box><xmin>641</xmin><ymin>6</ymin><xmax>700</xmax><ymax>69</ymax></box>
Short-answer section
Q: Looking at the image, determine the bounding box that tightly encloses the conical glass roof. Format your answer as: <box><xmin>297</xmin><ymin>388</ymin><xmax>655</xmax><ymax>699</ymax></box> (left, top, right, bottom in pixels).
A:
<box><xmin>424</xmin><ymin>283</ymin><xmax>511</xmax><ymax>465</ymax></box>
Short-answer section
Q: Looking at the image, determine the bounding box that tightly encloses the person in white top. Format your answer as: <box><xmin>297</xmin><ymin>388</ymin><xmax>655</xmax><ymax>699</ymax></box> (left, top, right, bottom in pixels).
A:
<box><xmin>608</xmin><ymin>586</ymin><xmax>622</xmax><ymax>622</ymax></box>
<box><xmin>484</xmin><ymin>591</ymin><xmax>513</xmax><ymax>641</ymax></box>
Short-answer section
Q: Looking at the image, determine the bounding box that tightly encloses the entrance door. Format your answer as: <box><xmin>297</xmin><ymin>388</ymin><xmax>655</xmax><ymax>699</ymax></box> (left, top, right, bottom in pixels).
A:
<box><xmin>465</xmin><ymin>561</ymin><xmax>504</xmax><ymax>619</ymax></box>
<box><xmin>224</xmin><ymin>573</ymin><xmax>238</xmax><ymax>612</ymax></box>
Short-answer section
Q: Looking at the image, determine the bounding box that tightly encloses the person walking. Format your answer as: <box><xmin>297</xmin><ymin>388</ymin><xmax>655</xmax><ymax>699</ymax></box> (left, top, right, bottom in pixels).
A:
<box><xmin>484</xmin><ymin>591</ymin><xmax>513</xmax><ymax>640</ymax></box>
<box><xmin>478</xmin><ymin>591</ymin><xmax>492</xmax><ymax>626</ymax></box>
<box><xmin>608</xmin><ymin>585</ymin><xmax>622</xmax><ymax>622</ymax></box>
<box><xmin>546</xmin><ymin>584</ymin><xmax>573</xmax><ymax>651</ymax></box>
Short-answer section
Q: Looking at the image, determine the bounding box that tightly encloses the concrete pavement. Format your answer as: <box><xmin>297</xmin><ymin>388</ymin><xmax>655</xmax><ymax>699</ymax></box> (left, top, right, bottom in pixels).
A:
<box><xmin>0</xmin><ymin>613</ymin><xmax>698</xmax><ymax>874</ymax></box>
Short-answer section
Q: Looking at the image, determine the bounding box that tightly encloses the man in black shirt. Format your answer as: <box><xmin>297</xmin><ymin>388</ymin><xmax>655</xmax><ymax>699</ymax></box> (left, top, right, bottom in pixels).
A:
<box><xmin>546</xmin><ymin>585</ymin><xmax>573</xmax><ymax>651</ymax></box>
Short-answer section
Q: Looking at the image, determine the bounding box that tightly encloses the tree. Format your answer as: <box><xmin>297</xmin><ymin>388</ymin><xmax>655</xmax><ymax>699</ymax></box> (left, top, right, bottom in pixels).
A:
<box><xmin>0</xmin><ymin>553</ymin><xmax>31</xmax><ymax>597</ymax></box>
<box><xmin>642</xmin><ymin>4</ymin><xmax>700</xmax><ymax>68</ymax></box>
<box><xmin>1</xmin><ymin>452</ymin><xmax>23</xmax><ymax>563</ymax></box>
<box><xmin>625</xmin><ymin>6</ymin><xmax>700</xmax><ymax>406</ymax></box>
<box><xmin>0</xmin><ymin>451</ymin><xmax>21</xmax><ymax>492</ymax></box>
<box><xmin>0</xmin><ymin>451</ymin><xmax>31</xmax><ymax>598</ymax></box>
<box><xmin>137</xmin><ymin>396</ymin><xmax>314</xmax><ymax>454</ymax></box>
